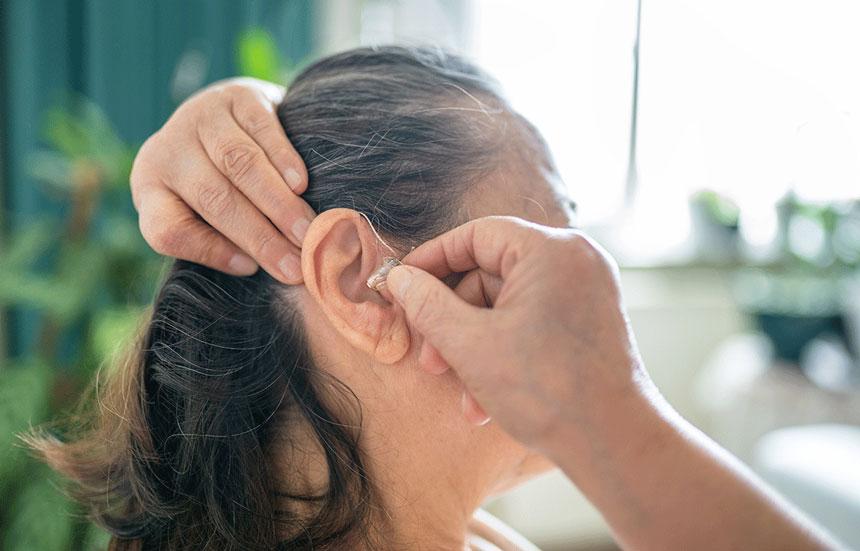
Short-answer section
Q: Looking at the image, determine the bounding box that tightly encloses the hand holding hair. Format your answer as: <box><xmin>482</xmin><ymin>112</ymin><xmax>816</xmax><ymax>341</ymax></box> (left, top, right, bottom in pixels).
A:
<box><xmin>130</xmin><ymin>77</ymin><xmax>315</xmax><ymax>284</ymax></box>
<box><xmin>385</xmin><ymin>215</ymin><xmax>838</xmax><ymax>551</ymax></box>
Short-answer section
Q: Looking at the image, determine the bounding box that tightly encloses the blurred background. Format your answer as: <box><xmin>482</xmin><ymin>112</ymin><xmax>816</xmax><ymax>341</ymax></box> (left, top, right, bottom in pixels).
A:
<box><xmin>1</xmin><ymin>1</ymin><xmax>859</xmax><ymax>549</ymax></box>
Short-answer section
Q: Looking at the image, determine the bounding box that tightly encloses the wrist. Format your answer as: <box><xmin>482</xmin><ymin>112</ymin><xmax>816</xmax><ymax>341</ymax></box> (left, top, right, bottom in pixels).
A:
<box><xmin>542</xmin><ymin>369</ymin><xmax>674</xmax><ymax>481</ymax></box>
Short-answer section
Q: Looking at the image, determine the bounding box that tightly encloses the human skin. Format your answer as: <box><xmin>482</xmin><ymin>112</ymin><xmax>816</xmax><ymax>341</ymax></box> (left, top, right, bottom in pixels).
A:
<box><xmin>130</xmin><ymin>78</ymin><xmax>314</xmax><ymax>284</ymax></box>
<box><xmin>384</xmin><ymin>218</ymin><xmax>839</xmax><ymax>550</ymax></box>
<box><xmin>287</xmin><ymin>149</ymin><xmax>572</xmax><ymax>548</ymax></box>
<box><xmin>132</xmin><ymin>79</ymin><xmax>839</xmax><ymax>549</ymax></box>
<box><xmin>131</xmin><ymin>76</ymin><xmax>566</xmax><ymax>548</ymax></box>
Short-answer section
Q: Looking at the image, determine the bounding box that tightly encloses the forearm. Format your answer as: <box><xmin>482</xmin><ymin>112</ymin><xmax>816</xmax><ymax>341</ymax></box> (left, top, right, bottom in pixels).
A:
<box><xmin>546</xmin><ymin>383</ymin><xmax>839</xmax><ymax>550</ymax></box>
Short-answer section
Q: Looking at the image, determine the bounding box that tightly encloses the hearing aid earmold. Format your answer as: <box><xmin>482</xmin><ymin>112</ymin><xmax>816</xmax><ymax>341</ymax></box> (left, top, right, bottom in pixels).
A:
<box><xmin>366</xmin><ymin>257</ymin><xmax>402</xmax><ymax>292</ymax></box>
<box><xmin>357</xmin><ymin>211</ymin><xmax>405</xmax><ymax>293</ymax></box>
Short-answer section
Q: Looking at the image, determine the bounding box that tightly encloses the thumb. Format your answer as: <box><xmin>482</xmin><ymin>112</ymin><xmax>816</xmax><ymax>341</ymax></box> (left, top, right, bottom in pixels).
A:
<box><xmin>386</xmin><ymin>265</ymin><xmax>485</xmax><ymax>363</ymax></box>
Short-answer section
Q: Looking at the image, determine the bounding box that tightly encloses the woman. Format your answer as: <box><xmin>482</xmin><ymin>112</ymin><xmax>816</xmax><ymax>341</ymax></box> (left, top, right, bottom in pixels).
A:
<box><xmin>30</xmin><ymin>47</ymin><xmax>576</xmax><ymax>549</ymax></box>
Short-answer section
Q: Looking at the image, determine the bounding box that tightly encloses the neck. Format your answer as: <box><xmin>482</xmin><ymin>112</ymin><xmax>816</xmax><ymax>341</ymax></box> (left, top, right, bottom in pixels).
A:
<box><xmin>294</xmin><ymin>295</ymin><xmax>516</xmax><ymax>548</ymax></box>
<box><xmin>360</xmin><ymin>398</ymin><xmax>494</xmax><ymax>549</ymax></box>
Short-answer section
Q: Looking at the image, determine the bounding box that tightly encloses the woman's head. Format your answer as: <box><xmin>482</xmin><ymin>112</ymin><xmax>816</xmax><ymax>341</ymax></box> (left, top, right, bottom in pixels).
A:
<box><xmin>30</xmin><ymin>46</ymin><xmax>574</xmax><ymax>549</ymax></box>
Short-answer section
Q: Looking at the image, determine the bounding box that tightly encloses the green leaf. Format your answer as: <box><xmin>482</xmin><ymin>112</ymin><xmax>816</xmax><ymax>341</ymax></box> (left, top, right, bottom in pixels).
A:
<box><xmin>691</xmin><ymin>189</ymin><xmax>740</xmax><ymax>227</ymax></box>
<box><xmin>0</xmin><ymin>361</ymin><xmax>52</xmax><ymax>487</ymax></box>
<box><xmin>52</xmin><ymin>243</ymin><xmax>109</xmax><ymax>322</ymax></box>
<box><xmin>0</xmin><ymin>271</ymin><xmax>78</xmax><ymax>319</ymax></box>
<box><xmin>0</xmin><ymin>219</ymin><xmax>56</xmax><ymax>270</ymax></box>
<box><xmin>89</xmin><ymin>307</ymin><xmax>144</xmax><ymax>365</ymax></box>
<box><xmin>28</xmin><ymin>150</ymin><xmax>76</xmax><ymax>191</ymax></box>
<box><xmin>236</xmin><ymin>28</ymin><xmax>282</xmax><ymax>82</ymax></box>
<box><xmin>100</xmin><ymin>214</ymin><xmax>147</xmax><ymax>256</ymax></box>
<box><xmin>39</xmin><ymin>98</ymin><xmax>135</xmax><ymax>193</ymax></box>
<box><xmin>43</xmin><ymin>106</ymin><xmax>93</xmax><ymax>158</ymax></box>
<box><xmin>0</xmin><ymin>242</ymin><xmax>108</xmax><ymax>322</ymax></box>
<box><xmin>82</xmin><ymin>522</ymin><xmax>111</xmax><ymax>551</ymax></box>
<box><xmin>2</xmin><ymin>469</ymin><xmax>75</xmax><ymax>551</ymax></box>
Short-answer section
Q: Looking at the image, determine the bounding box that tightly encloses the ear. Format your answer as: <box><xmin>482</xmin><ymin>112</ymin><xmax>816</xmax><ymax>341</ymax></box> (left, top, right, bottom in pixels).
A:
<box><xmin>300</xmin><ymin>208</ymin><xmax>410</xmax><ymax>364</ymax></box>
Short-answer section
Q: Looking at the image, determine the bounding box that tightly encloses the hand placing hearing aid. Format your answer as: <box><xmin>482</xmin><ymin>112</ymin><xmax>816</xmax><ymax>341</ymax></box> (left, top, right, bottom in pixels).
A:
<box><xmin>358</xmin><ymin>212</ymin><xmax>491</xmax><ymax>426</ymax></box>
<box><xmin>357</xmin><ymin>213</ymin><xmax>488</xmax><ymax>423</ymax></box>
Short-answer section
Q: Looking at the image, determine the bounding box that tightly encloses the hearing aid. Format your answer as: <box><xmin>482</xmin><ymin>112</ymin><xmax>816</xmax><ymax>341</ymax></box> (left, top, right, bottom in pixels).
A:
<box><xmin>367</xmin><ymin>257</ymin><xmax>402</xmax><ymax>292</ymax></box>
<box><xmin>358</xmin><ymin>212</ymin><xmax>406</xmax><ymax>292</ymax></box>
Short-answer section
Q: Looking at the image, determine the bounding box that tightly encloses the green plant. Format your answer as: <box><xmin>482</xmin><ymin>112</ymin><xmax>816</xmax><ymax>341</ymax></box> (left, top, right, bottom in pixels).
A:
<box><xmin>691</xmin><ymin>189</ymin><xmax>741</xmax><ymax>228</ymax></box>
<box><xmin>0</xmin><ymin>97</ymin><xmax>163</xmax><ymax>551</ymax></box>
<box><xmin>0</xmin><ymin>28</ymin><xmax>306</xmax><ymax>549</ymax></box>
<box><xmin>236</xmin><ymin>27</ymin><xmax>308</xmax><ymax>86</ymax></box>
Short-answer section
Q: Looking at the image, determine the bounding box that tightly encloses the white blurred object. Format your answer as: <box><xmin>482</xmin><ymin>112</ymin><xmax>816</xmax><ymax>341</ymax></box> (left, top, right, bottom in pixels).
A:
<box><xmin>801</xmin><ymin>336</ymin><xmax>858</xmax><ymax>392</ymax></box>
<box><xmin>470</xmin><ymin>0</ymin><xmax>637</xmax><ymax>226</ymax></box>
<box><xmin>317</xmin><ymin>0</ymin><xmax>470</xmax><ymax>55</ymax></box>
<box><xmin>696</xmin><ymin>334</ymin><xmax>860</xmax><ymax>458</ymax></box>
<box><xmin>695</xmin><ymin>333</ymin><xmax>772</xmax><ymax>416</ymax></box>
<box><xmin>485</xmin><ymin>470</ymin><xmax>614</xmax><ymax>550</ymax></box>
<box><xmin>753</xmin><ymin>424</ymin><xmax>860</xmax><ymax>550</ymax></box>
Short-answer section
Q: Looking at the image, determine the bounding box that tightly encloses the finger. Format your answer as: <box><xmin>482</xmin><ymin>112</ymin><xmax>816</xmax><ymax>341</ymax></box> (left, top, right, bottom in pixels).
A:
<box><xmin>231</xmin><ymin>87</ymin><xmax>309</xmax><ymax>194</ymax></box>
<box><xmin>418</xmin><ymin>341</ymin><xmax>449</xmax><ymax>375</ymax></box>
<box><xmin>462</xmin><ymin>389</ymin><xmax>491</xmax><ymax>426</ymax></box>
<box><xmin>401</xmin><ymin>216</ymin><xmax>542</xmax><ymax>280</ymax></box>
<box><xmin>415</xmin><ymin>269</ymin><xmax>503</xmax><ymax>375</ymax></box>
<box><xmin>195</xmin><ymin>109</ymin><xmax>316</xmax><ymax>248</ymax></box>
<box><xmin>453</xmin><ymin>269</ymin><xmax>503</xmax><ymax>309</ymax></box>
<box><xmin>386</xmin><ymin>265</ymin><xmax>486</xmax><ymax>364</ymax></box>
<box><xmin>136</xmin><ymin>186</ymin><xmax>258</xmax><ymax>275</ymax></box>
<box><xmin>168</xmin><ymin>158</ymin><xmax>304</xmax><ymax>284</ymax></box>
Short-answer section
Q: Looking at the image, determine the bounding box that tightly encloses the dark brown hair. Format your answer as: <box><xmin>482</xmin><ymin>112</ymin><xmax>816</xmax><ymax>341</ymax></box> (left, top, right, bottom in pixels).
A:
<box><xmin>27</xmin><ymin>46</ymin><xmax>519</xmax><ymax>549</ymax></box>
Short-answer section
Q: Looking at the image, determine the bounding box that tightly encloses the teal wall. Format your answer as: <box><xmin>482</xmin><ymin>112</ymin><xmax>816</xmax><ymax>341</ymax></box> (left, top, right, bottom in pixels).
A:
<box><xmin>0</xmin><ymin>0</ymin><xmax>316</xmax><ymax>358</ymax></box>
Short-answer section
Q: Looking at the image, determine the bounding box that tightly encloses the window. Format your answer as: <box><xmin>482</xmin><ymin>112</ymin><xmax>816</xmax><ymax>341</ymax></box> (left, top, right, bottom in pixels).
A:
<box><xmin>470</xmin><ymin>0</ymin><xmax>860</xmax><ymax>261</ymax></box>
<box><xmin>339</xmin><ymin>0</ymin><xmax>860</xmax><ymax>261</ymax></box>
<box><xmin>469</xmin><ymin>0</ymin><xmax>638</xmax><ymax>225</ymax></box>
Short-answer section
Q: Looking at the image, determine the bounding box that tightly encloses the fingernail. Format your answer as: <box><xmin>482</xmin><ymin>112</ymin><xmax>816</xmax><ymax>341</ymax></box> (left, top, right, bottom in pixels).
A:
<box><xmin>284</xmin><ymin>168</ymin><xmax>302</xmax><ymax>191</ymax></box>
<box><xmin>292</xmin><ymin>217</ymin><xmax>310</xmax><ymax>243</ymax></box>
<box><xmin>278</xmin><ymin>253</ymin><xmax>302</xmax><ymax>282</ymax></box>
<box><xmin>462</xmin><ymin>391</ymin><xmax>492</xmax><ymax>426</ymax></box>
<box><xmin>387</xmin><ymin>266</ymin><xmax>413</xmax><ymax>298</ymax></box>
<box><xmin>228</xmin><ymin>253</ymin><xmax>257</xmax><ymax>275</ymax></box>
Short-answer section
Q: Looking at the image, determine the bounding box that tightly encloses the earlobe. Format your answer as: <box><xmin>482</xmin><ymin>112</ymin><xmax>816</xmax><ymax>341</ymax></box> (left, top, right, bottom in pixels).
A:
<box><xmin>300</xmin><ymin>209</ymin><xmax>411</xmax><ymax>364</ymax></box>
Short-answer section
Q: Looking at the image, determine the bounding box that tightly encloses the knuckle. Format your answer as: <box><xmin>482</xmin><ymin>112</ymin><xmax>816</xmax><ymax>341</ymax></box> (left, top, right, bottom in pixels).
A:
<box><xmin>141</xmin><ymin>218</ymin><xmax>177</xmax><ymax>255</ymax></box>
<box><xmin>137</xmin><ymin>214</ymin><xmax>158</xmax><ymax>249</ymax></box>
<box><xmin>249</xmin><ymin>229</ymin><xmax>278</xmax><ymax>258</ymax></box>
<box><xmin>132</xmin><ymin>135</ymin><xmax>158</xmax><ymax>171</ymax></box>
<box><xmin>155</xmin><ymin>228</ymin><xmax>182</xmax><ymax>256</ymax></box>
<box><xmin>196</xmin><ymin>183</ymin><xmax>234</xmax><ymax>219</ymax></box>
<box><xmin>569</xmin><ymin>232</ymin><xmax>597</xmax><ymax>258</ymax></box>
<box><xmin>219</xmin><ymin>82</ymin><xmax>243</xmax><ymax>96</ymax></box>
<box><xmin>221</xmin><ymin>80</ymin><xmax>253</xmax><ymax>98</ymax></box>
<box><xmin>240</xmin><ymin>109</ymin><xmax>275</xmax><ymax>137</ymax></box>
<box><xmin>129</xmin><ymin>136</ymin><xmax>160</xmax><ymax>193</ymax></box>
<box><xmin>567</xmin><ymin>232</ymin><xmax>617</xmax><ymax>274</ymax></box>
<box><xmin>216</xmin><ymin>140</ymin><xmax>261</xmax><ymax>182</ymax></box>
